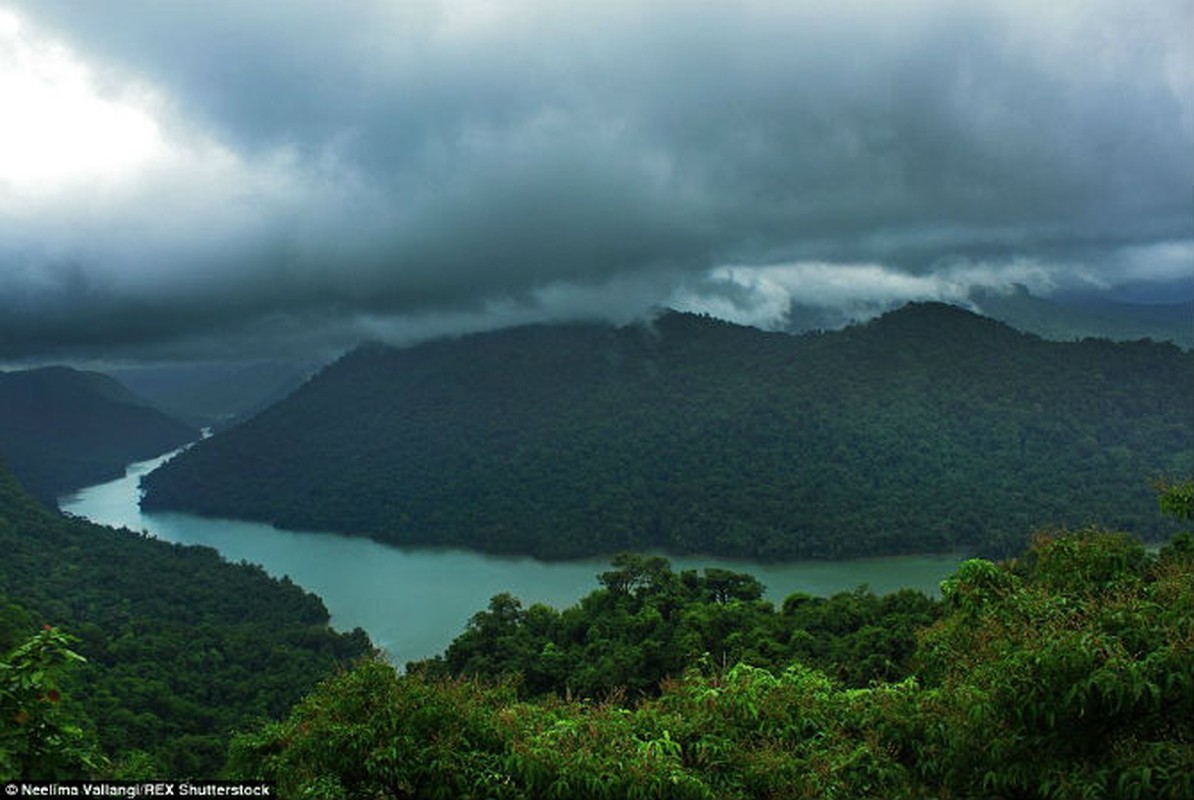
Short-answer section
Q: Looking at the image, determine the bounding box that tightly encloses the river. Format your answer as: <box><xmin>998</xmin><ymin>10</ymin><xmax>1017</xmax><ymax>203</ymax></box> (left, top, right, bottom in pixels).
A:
<box><xmin>59</xmin><ymin>450</ymin><xmax>964</xmax><ymax>666</ymax></box>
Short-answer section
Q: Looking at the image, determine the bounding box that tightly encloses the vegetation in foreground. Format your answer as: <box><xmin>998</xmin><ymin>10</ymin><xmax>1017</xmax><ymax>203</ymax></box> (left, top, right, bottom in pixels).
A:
<box><xmin>413</xmin><ymin>553</ymin><xmax>940</xmax><ymax>698</ymax></box>
<box><xmin>6</xmin><ymin>471</ymin><xmax>1191</xmax><ymax>797</ymax></box>
<box><xmin>224</xmin><ymin>486</ymin><xmax>1194</xmax><ymax>798</ymax></box>
<box><xmin>0</xmin><ymin>456</ymin><xmax>372</xmax><ymax>777</ymax></box>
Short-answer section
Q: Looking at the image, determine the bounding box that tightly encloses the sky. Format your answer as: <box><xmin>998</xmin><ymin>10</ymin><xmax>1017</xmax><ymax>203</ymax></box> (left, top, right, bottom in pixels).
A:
<box><xmin>1</xmin><ymin>0</ymin><xmax>1191</xmax><ymax>364</ymax></box>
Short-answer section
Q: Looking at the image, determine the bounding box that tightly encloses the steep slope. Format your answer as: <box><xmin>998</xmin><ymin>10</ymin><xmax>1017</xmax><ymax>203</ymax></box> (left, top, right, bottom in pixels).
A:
<box><xmin>141</xmin><ymin>303</ymin><xmax>1194</xmax><ymax>559</ymax></box>
<box><xmin>0</xmin><ymin>453</ymin><xmax>371</xmax><ymax>774</ymax></box>
<box><xmin>0</xmin><ymin>366</ymin><xmax>198</xmax><ymax>504</ymax></box>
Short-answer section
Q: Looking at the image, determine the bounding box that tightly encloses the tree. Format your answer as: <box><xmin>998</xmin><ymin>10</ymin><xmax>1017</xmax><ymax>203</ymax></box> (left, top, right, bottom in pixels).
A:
<box><xmin>598</xmin><ymin>553</ymin><xmax>673</xmax><ymax>596</ymax></box>
<box><xmin>701</xmin><ymin>568</ymin><xmax>763</xmax><ymax>604</ymax></box>
<box><xmin>230</xmin><ymin>528</ymin><xmax>1194</xmax><ymax>798</ymax></box>
<box><xmin>1155</xmin><ymin>478</ymin><xmax>1194</xmax><ymax>523</ymax></box>
<box><xmin>0</xmin><ymin>625</ymin><xmax>104</xmax><ymax>779</ymax></box>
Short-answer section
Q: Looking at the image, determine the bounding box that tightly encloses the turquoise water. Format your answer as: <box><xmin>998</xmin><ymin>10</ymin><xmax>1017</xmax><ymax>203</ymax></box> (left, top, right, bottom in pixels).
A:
<box><xmin>60</xmin><ymin>450</ymin><xmax>963</xmax><ymax>665</ymax></box>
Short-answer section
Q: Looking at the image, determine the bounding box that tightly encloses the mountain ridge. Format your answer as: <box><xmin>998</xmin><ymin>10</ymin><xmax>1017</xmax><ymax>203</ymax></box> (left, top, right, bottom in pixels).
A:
<box><xmin>0</xmin><ymin>366</ymin><xmax>198</xmax><ymax>505</ymax></box>
<box><xmin>141</xmin><ymin>302</ymin><xmax>1194</xmax><ymax>560</ymax></box>
<box><xmin>967</xmin><ymin>284</ymin><xmax>1194</xmax><ymax>348</ymax></box>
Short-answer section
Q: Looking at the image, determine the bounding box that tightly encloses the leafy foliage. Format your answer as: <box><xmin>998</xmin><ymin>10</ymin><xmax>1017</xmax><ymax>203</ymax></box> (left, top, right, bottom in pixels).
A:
<box><xmin>0</xmin><ymin>454</ymin><xmax>372</xmax><ymax>776</ymax></box>
<box><xmin>415</xmin><ymin>552</ymin><xmax>940</xmax><ymax>697</ymax></box>
<box><xmin>231</xmin><ymin>527</ymin><xmax>1194</xmax><ymax>799</ymax></box>
<box><xmin>1155</xmin><ymin>478</ymin><xmax>1194</xmax><ymax>523</ymax></box>
<box><xmin>0</xmin><ymin>622</ymin><xmax>104</xmax><ymax>780</ymax></box>
<box><xmin>915</xmin><ymin>528</ymin><xmax>1194</xmax><ymax>797</ymax></box>
<box><xmin>143</xmin><ymin>304</ymin><xmax>1192</xmax><ymax>560</ymax></box>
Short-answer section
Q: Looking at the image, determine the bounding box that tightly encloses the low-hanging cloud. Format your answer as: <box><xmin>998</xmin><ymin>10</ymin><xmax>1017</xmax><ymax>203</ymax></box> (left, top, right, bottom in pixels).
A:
<box><xmin>668</xmin><ymin>258</ymin><xmax>1065</xmax><ymax>330</ymax></box>
<box><xmin>1</xmin><ymin>0</ymin><xmax>1190</xmax><ymax>362</ymax></box>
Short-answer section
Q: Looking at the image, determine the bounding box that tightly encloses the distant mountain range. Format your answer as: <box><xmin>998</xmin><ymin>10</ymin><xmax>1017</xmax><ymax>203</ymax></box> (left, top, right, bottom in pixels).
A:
<box><xmin>966</xmin><ymin>285</ymin><xmax>1192</xmax><ymax>348</ymax></box>
<box><xmin>141</xmin><ymin>303</ymin><xmax>1194</xmax><ymax>560</ymax></box>
<box><xmin>782</xmin><ymin>285</ymin><xmax>1192</xmax><ymax>348</ymax></box>
<box><xmin>0</xmin><ymin>366</ymin><xmax>197</xmax><ymax>505</ymax></box>
<box><xmin>108</xmin><ymin>359</ymin><xmax>318</xmax><ymax>430</ymax></box>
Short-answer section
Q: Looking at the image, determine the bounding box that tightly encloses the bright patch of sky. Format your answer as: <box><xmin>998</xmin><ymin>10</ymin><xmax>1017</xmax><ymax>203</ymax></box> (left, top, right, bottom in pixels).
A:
<box><xmin>0</xmin><ymin>9</ymin><xmax>165</xmax><ymax>196</ymax></box>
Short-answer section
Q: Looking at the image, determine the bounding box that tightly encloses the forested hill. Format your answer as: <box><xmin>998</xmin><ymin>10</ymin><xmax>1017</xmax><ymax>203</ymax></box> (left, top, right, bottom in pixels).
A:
<box><xmin>0</xmin><ymin>366</ymin><xmax>197</xmax><ymax>505</ymax></box>
<box><xmin>0</xmin><ymin>453</ymin><xmax>372</xmax><ymax>775</ymax></box>
<box><xmin>141</xmin><ymin>303</ymin><xmax>1194</xmax><ymax>560</ymax></box>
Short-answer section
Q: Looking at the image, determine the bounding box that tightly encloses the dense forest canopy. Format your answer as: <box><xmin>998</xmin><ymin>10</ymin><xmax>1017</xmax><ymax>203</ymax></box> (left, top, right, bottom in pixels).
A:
<box><xmin>5</xmin><ymin>432</ymin><xmax>1191</xmax><ymax>792</ymax></box>
<box><xmin>142</xmin><ymin>303</ymin><xmax>1193</xmax><ymax>560</ymax></box>
<box><xmin>228</xmin><ymin>520</ymin><xmax>1194</xmax><ymax>799</ymax></box>
<box><xmin>412</xmin><ymin>552</ymin><xmax>941</xmax><ymax>698</ymax></box>
<box><xmin>0</xmin><ymin>454</ymin><xmax>372</xmax><ymax>777</ymax></box>
<box><xmin>0</xmin><ymin>366</ymin><xmax>197</xmax><ymax>505</ymax></box>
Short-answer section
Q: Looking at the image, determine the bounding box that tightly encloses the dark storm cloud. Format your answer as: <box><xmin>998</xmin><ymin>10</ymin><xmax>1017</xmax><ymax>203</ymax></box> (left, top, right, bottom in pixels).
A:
<box><xmin>2</xmin><ymin>0</ymin><xmax>1190</xmax><ymax>360</ymax></box>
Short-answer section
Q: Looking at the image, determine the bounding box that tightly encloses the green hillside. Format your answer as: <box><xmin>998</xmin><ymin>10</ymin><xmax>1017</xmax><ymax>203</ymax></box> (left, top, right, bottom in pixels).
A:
<box><xmin>141</xmin><ymin>303</ymin><xmax>1194</xmax><ymax>560</ymax></box>
<box><xmin>0</xmin><ymin>366</ymin><xmax>197</xmax><ymax>505</ymax></box>
<box><xmin>0</xmin><ymin>454</ymin><xmax>371</xmax><ymax>777</ymax></box>
<box><xmin>229</xmin><ymin>524</ymin><xmax>1194</xmax><ymax>799</ymax></box>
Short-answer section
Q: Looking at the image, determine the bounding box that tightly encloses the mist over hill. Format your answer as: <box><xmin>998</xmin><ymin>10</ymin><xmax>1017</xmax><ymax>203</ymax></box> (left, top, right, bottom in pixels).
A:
<box><xmin>0</xmin><ymin>367</ymin><xmax>197</xmax><ymax>505</ymax></box>
<box><xmin>776</xmin><ymin>283</ymin><xmax>1192</xmax><ymax>348</ymax></box>
<box><xmin>141</xmin><ymin>303</ymin><xmax>1193</xmax><ymax>560</ymax></box>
